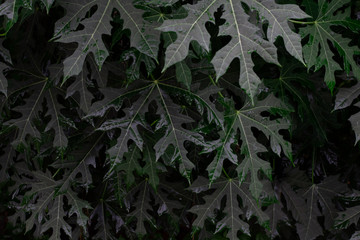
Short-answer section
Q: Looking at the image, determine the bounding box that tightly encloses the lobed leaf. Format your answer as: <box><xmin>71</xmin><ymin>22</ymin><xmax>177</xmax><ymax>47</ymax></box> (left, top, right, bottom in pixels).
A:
<box><xmin>189</xmin><ymin>176</ymin><xmax>269</xmax><ymax>238</ymax></box>
<box><xmin>159</xmin><ymin>0</ymin><xmax>308</xmax><ymax>103</ymax></box>
<box><xmin>300</xmin><ymin>0</ymin><xmax>360</xmax><ymax>90</ymax></box>
<box><xmin>53</xmin><ymin>0</ymin><xmax>161</xmax><ymax>82</ymax></box>
<box><xmin>203</xmin><ymin>94</ymin><xmax>291</xmax><ymax>199</ymax></box>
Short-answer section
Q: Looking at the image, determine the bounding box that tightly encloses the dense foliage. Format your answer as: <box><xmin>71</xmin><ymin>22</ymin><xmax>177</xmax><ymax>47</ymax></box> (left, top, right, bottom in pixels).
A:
<box><xmin>0</xmin><ymin>0</ymin><xmax>360</xmax><ymax>239</ymax></box>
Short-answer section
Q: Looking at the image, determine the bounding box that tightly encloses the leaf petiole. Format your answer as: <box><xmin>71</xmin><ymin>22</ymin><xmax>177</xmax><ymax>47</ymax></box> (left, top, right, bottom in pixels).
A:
<box><xmin>222</xmin><ymin>167</ymin><xmax>230</xmax><ymax>179</ymax></box>
<box><xmin>289</xmin><ymin>19</ymin><xmax>315</xmax><ymax>25</ymax></box>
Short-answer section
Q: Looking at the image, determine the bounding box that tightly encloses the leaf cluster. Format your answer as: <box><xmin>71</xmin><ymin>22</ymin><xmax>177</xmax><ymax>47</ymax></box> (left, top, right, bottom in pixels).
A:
<box><xmin>0</xmin><ymin>0</ymin><xmax>360</xmax><ymax>239</ymax></box>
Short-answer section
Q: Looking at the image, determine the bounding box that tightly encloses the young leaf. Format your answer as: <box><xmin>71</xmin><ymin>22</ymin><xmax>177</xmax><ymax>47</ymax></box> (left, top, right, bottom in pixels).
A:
<box><xmin>0</xmin><ymin>62</ymin><xmax>9</xmax><ymax>96</ymax></box>
<box><xmin>175</xmin><ymin>60</ymin><xmax>192</xmax><ymax>90</ymax></box>
<box><xmin>40</xmin><ymin>0</ymin><xmax>55</xmax><ymax>13</ymax></box>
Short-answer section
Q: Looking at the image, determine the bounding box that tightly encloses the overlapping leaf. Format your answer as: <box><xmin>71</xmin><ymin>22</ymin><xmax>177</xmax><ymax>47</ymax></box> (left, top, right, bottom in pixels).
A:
<box><xmin>335</xmin><ymin>205</ymin><xmax>360</xmax><ymax>229</ymax></box>
<box><xmin>335</xmin><ymin>191</ymin><xmax>360</xmax><ymax>229</ymax></box>
<box><xmin>264</xmin><ymin>51</ymin><xmax>328</xmax><ymax>142</ymax></box>
<box><xmin>189</xmin><ymin>176</ymin><xmax>269</xmax><ymax>239</ymax></box>
<box><xmin>5</xmin><ymin>79</ymin><xmax>68</xmax><ymax>148</ymax></box>
<box><xmin>90</xmin><ymin>193</ymin><xmax>123</xmax><ymax>240</ymax></box>
<box><xmin>0</xmin><ymin>0</ymin><xmax>33</xmax><ymax>33</ymax></box>
<box><xmin>65</xmin><ymin>56</ymin><xmax>112</xmax><ymax>114</ymax></box>
<box><xmin>50</xmin><ymin>136</ymin><xmax>101</xmax><ymax>192</ymax></box>
<box><xmin>351</xmin><ymin>231</ymin><xmax>360</xmax><ymax>240</ymax></box>
<box><xmin>0</xmin><ymin>144</ymin><xmax>16</xmax><ymax>182</ymax></box>
<box><xmin>120</xmin><ymin>49</ymin><xmax>156</xmax><ymax>85</ymax></box>
<box><xmin>203</xmin><ymin>94</ymin><xmax>291</xmax><ymax>198</ymax></box>
<box><xmin>112</xmin><ymin>139</ymin><xmax>165</xmax><ymax>190</ymax></box>
<box><xmin>87</xmin><ymin>80</ymin><xmax>220</xmax><ymax>182</ymax></box>
<box><xmin>264</xmin><ymin>183</ymin><xmax>289</xmax><ymax>238</ymax></box>
<box><xmin>142</xmin><ymin>133</ymin><xmax>167</xmax><ymax>189</ymax></box>
<box><xmin>89</xmin><ymin>82</ymin><xmax>155</xmax><ymax>177</ymax></box>
<box><xmin>53</xmin><ymin>0</ymin><xmax>161</xmax><ymax>82</ymax></box>
<box><xmin>3</xmin><ymin>0</ymin><xmax>360</xmax><ymax>238</ymax></box>
<box><xmin>116</xmin><ymin>143</ymin><xmax>143</xmax><ymax>188</ymax></box>
<box><xmin>0</xmin><ymin>39</ymin><xmax>12</xmax><ymax>96</ymax></box>
<box><xmin>10</xmin><ymin>140</ymin><xmax>98</xmax><ymax>239</ymax></box>
<box><xmin>280</xmin><ymin>172</ymin><xmax>347</xmax><ymax>240</ymax></box>
<box><xmin>124</xmin><ymin>178</ymin><xmax>185</xmax><ymax>235</ymax></box>
<box><xmin>11</xmin><ymin>165</ymin><xmax>72</xmax><ymax>240</ymax></box>
<box><xmin>300</xmin><ymin>0</ymin><xmax>360</xmax><ymax>90</ymax></box>
<box><xmin>118</xmin><ymin>4</ymin><xmax>187</xmax><ymax>85</ymax></box>
<box><xmin>334</xmin><ymin>81</ymin><xmax>360</xmax><ymax>143</ymax></box>
<box><xmin>142</xmin><ymin>0</ymin><xmax>177</xmax><ymax>7</ymax></box>
<box><xmin>90</xmin><ymin>202</ymin><xmax>118</xmax><ymax>240</ymax></box>
<box><xmin>152</xmin><ymin>84</ymin><xmax>205</xmax><ymax>181</ymax></box>
<box><xmin>0</xmin><ymin>128</ymin><xmax>18</xmax><ymax>182</ymax></box>
<box><xmin>67</xmin><ymin>189</ymin><xmax>92</xmax><ymax>231</ymax></box>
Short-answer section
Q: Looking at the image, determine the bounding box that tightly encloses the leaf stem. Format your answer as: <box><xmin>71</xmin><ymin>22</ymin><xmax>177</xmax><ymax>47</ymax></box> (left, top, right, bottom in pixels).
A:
<box><xmin>101</xmin><ymin>181</ymin><xmax>108</xmax><ymax>199</ymax></box>
<box><xmin>52</xmin><ymin>168</ymin><xmax>61</xmax><ymax>179</ymax></box>
<box><xmin>52</xmin><ymin>150</ymin><xmax>64</xmax><ymax>179</ymax></box>
<box><xmin>150</xmin><ymin>73</ymin><xmax>156</xmax><ymax>81</ymax></box>
<box><xmin>209</xmin><ymin>74</ymin><xmax>224</xmax><ymax>98</ymax></box>
<box><xmin>289</xmin><ymin>19</ymin><xmax>315</xmax><ymax>25</ymax></box>
<box><xmin>311</xmin><ymin>147</ymin><xmax>315</xmax><ymax>184</ymax></box>
<box><xmin>209</xmin><ymin>74</ymin><xmax>216</xmax><ymax>85</ymax></box>
<box><xmin>222</xmin><ymin>167</ymin><xmax>230</xmax><ymax>179</ymax></box>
